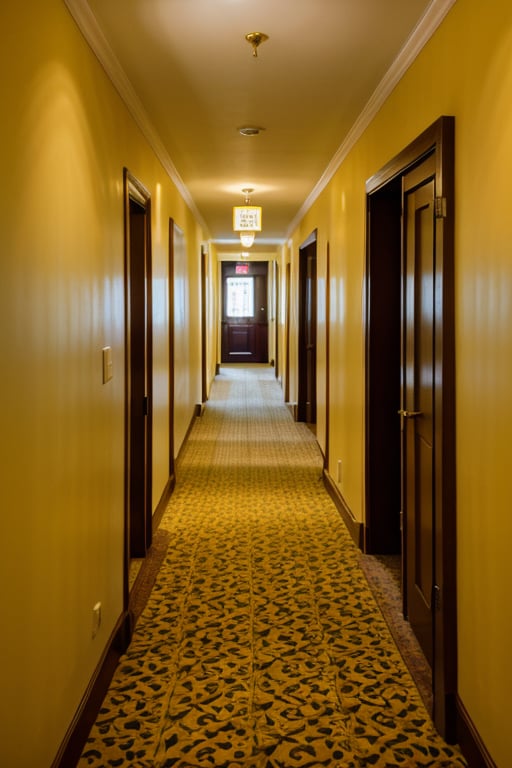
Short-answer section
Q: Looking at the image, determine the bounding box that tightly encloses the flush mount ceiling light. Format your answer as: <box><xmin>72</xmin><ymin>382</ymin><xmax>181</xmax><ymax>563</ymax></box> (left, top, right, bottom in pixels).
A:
<box><xmin>233</xmin><ymin>188</ymin><xmax>262</xmax><ymax>249</ymax></box>
<box><xmin>238</xmin><ymin>126</ymin><xmax>264</xmax><ymax>136</ymax></box>
<box><xmin>245</xmin><ymin>32</ymin><xmax>269</xmax><ymax>58</ymax></box>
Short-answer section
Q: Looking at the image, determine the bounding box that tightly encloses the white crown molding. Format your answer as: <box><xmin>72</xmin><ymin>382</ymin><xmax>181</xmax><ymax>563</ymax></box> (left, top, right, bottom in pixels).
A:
<box><xmin>285</xmin><ymin>0</ymin><xmax>457</xmax><ymax>238</ymax></box>
<box><xmin>63</xmin><ymin>0</ymin><xmax>208</xmax><ymax>233</ymax></box>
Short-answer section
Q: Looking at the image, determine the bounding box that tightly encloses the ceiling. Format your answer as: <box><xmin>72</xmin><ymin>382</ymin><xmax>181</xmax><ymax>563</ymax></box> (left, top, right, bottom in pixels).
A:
<box><xmin>66</xmin><ymin>0</ymin><xmax>447</xmax><ymax>256</ymax></box>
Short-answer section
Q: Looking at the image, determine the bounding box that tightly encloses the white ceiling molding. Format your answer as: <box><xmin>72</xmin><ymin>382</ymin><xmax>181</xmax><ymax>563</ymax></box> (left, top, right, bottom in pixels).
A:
<box><xmin>285</xmin><ymin>0</ymin><xmax>457</xmax><ymax>238</ymax></box>
<box><xmin>63</xmin><ymin>0</ymin><xmax>209</xmax><ymax>234</ymax></box>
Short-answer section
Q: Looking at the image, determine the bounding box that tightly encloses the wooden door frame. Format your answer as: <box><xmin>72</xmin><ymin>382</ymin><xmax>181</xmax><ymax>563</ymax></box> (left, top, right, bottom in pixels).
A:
<box><xmin>123</xmin><ymin>168</ymin><xmax>153</xmax><ymax>599</ymax></box>
<box><xmin>365</xmin><ymin>117</ymin><xmax>456</xmax><ymax>740</ymax></box>
<box><xmin>297</xmin><ymin>229</ymin><xmax>317</xmax><ymax>423</ymax></box>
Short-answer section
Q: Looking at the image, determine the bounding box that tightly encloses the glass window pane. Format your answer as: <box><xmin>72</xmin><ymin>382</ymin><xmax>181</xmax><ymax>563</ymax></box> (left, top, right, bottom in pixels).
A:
<box><xmin>226</xmin><ymin>277</ymin><xmax>254</xmax><ymax>317</ymax></box>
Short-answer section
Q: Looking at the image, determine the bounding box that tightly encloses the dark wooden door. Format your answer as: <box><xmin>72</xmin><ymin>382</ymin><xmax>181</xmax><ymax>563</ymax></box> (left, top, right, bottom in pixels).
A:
<box><xmin>221</xmin><ymin>261</ymin><xmax>268</xmax><ymax>363</ymax></box>
<box><xmin>124</xmin><ymin>170</ymin><xmax>152</xmax><ymax>561</ymax></box>
<box><xmin>365</xmin><ymin>117</ymin><xmax>456</xmax><ymax>740</ymax></box>
<box><xmin>401</xmin><ymin>155</ymin><xmax>436</xmax><ymax>666</ymax></box>
<box><xmin>298</xmin><ymin>235</ymin><xmax>317</xmax><ymax>423</ymax></box>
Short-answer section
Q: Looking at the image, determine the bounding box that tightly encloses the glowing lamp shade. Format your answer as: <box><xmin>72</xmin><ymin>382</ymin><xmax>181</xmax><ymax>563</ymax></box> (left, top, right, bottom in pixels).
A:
<box><xmin>239</xmin><ymin>232</ymin><xmax>255</xmax><ymax>248</ymax></box>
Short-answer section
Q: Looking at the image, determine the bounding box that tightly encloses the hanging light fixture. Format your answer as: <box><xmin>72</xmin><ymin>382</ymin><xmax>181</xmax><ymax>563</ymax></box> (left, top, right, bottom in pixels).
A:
<box><xmin>239</xmin><ymin>232</ymin><xmax>256</xmax><ymax>248</ymax></box>
<box><xmin>233</xmin><ymin>188</ymin><xmax>262</xmax><ymax>248</ymax></box>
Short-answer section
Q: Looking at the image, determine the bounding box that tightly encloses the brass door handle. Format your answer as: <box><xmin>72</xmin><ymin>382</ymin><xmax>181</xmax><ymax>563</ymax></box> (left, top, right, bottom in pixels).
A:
<box><xmin>398</xmin><ymin>409</ymin><xmax>423</xmax><ymax>418</ymax></box>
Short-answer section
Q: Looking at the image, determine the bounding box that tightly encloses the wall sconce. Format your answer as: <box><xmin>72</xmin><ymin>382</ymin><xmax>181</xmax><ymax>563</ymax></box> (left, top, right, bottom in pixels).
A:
<box><xmin>233</xmin><ymin>188</ymin><xmax>262</xmax><ymax>248</ymax></box>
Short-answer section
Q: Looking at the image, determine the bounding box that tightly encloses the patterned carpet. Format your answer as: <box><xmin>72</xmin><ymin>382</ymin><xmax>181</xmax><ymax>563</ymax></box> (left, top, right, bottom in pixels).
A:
<box><xmin>79</xmin><ymin>365</ymin><xmax>466</xmax><ymax>767</ymax></box>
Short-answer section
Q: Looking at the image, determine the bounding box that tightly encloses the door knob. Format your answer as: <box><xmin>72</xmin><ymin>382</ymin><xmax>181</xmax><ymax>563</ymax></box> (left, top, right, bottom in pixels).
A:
<box><xmin>398</xmin><ymin>409</ymin><xmax>423</xmax><ymax>418</ymax></box>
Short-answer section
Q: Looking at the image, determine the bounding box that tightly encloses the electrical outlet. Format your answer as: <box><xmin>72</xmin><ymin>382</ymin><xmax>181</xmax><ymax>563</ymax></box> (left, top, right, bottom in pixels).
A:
<box><xmin>92</xmin><ymin>602</ymin><xmax>102</xmax><ymax>639</ymax></box>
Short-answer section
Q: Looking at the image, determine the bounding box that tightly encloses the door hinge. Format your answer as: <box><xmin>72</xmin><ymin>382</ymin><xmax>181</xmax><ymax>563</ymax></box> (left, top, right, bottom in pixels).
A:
<box><xmin>433</xmin><ymin>584</ymin><xmax>442</xmax><ymax>611</ymax></box>
<box><xmin>143</xmin><ymin>395</ymin><xmax>149</xmax><ymax>416</ymax></box>
<box><xmin>434</xmin><ymin>197</ymin><xmax>447</xmax><ymax>218</ymax></box>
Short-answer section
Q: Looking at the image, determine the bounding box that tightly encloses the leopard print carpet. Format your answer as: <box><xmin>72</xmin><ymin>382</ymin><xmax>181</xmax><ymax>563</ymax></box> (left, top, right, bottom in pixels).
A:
<box><xmin>79</xmin><ymin>365</ymin><xmax>466</xmax><ymax>768</ymax></box>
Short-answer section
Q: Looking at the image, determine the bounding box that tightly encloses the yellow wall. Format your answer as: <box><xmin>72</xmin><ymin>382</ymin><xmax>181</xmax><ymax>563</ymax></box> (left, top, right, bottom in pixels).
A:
<box><xmin>287</xmin><ymin>0</ymin><xmax>512</xmax><ymax>763</ymax></box>
<box><xmin>0</xmin><ymin>2</ymin><xmax>207</xmax><ymax>765</ymax></box>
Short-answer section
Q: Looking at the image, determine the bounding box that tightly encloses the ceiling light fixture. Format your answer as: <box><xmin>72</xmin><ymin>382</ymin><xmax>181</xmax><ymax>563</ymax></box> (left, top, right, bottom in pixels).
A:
<box><xmin>239</xmin><ymin>233</ymin><xmax>255</xmax><ymax>248</ymax></box>
<box><xmin>245</xmin><ymin>32</ymin><xmax>269</xmax><ymax>58</ymax></box>
<box><xmin>233</xmin><ymin>188</ymin><xmax>262</xmax><ymax>249</ymax></box>
<box><xmin>238</xmin><ymin>126</ymin><xmax>264</xmax><ymax>136</ymax></box>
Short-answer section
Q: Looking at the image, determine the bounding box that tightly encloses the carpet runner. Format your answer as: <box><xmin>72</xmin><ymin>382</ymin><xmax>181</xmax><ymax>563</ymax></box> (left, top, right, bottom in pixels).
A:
<box><xmin>79</xmin><ymin>364</ymin><xmax>466</xmax><ymax>767</ymax></box>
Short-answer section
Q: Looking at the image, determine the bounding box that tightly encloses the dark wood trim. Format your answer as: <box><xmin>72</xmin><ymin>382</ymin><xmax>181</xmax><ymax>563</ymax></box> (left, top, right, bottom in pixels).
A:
<box><xmin>366</xmin><ymin>120</ymin><xmax>442</xmax><ymax>193</ymax></box>
<box><xmin>432</xmin><ymin>117</ymin><xmax>457</xmax><ymax>744</ymax></box>
<box><xmin>51</xmin><ymin>611</ymin><xmax>132</xmax><ymax>768</ymax></box>
<box><xmin>456</xmin><ymin>695</ymin><xmax>497</xmax><ymax>768</ymax></box>
<box><xmin>323</xmin><ymin>469</ymin><xmax>363</xmax><ymax>549</ymax></box>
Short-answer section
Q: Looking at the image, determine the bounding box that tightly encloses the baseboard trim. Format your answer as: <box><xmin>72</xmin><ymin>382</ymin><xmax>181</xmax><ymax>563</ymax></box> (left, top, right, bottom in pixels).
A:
<box><xmin>152</xmin><ymin>473</ymin><xmax>175</xmax><ymax>531</ymax></box>
<box><xmin>456</xmin><ymin>694</ymin><xmax>496</xmax><ymax>768</ymax></box>
<box><xmin>323</xmin><ymin>469</ymin><xmax>363</xmax><ymax>549</ymax></box>
<box><xmin>51</xmin><ymin>610</ymin><xmax>132</xmax><ymax>768</ymax></box>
